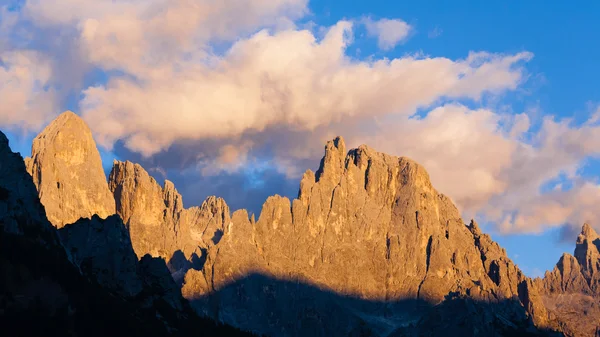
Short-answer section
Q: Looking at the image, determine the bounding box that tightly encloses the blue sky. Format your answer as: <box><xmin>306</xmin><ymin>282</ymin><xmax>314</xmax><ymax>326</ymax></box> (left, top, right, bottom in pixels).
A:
<box><xmin>2</xmin><ymin>0</ymin><xmax>600</xmax><ymax>277</ymax></box>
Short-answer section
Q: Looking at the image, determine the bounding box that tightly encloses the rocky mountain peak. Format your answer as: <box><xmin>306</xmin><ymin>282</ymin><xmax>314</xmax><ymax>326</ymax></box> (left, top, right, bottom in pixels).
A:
<box><xmin>25</xmin><ymin>110</ymin><xmax>115</xmax><ymax>228</ymax></box>
<box><xmin>163</xmin><ymin>180</ymin><xmax>184</xmax><ymax>217</ymax></box>
<box><xmin>468</xmin><ymin>219</ymin><xmax>483</xmax><ymax>236</ymax></box>
<box><xmin>315</xmin><ymin>136</ymin><xmax>346</xmax><ymax>184</ymax></box>
<box><xmin>574</xmin><ymin>223</ymin><xmax>600</xmax><ymax>279</ymax></box>
<box><xmin>108</xmin><ymin>160</ymin><xmax>179</xmax><ymax>258</ymax></box>
<box><xmin>10</xmin><ymin>112</ymin><xmax>568</xmax><ymax>336</ymax></box>
<box><xmin>539</xmin><ymin>223</ymin><xmax>600</xmax><ymax>336</ymax></box>
<box><xmin>580</xmin><ymin>223</ymin><xmax>599</xmax><ymax>239</ymax></box>
<box><xmin>177</xmin><ymin>136</ymin><xmax>559</xmax><ymax>336</ymax></box>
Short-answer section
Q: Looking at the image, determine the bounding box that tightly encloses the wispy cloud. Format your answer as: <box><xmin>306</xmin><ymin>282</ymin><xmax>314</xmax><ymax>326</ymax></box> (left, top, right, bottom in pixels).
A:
<box><xmin>428</xmin><ymin>25</ymin><xmax>443</xmax><ymax>38</ymax></box>
<box><xmin>362</xmin><ymin>17</ymin><xmax>412</xmax><ymax>50</ymax></box>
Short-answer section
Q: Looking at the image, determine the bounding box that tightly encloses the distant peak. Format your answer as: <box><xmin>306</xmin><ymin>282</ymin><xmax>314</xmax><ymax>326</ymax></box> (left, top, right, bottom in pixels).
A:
<box><xmin>581</xmin><ymin>223</ymin><xmax>598</xmax><ymax>238</ymax></box>
<box><xmin>164</xmin><ymin>180</ymin><xmax>176</xmax><ymax>190</ymax></box>
<box><xmin>26</xmin><ymin>109</ymin><xmax>115</xmax><ymax>228</ymax></box>
<box><xmin>324</xmin><ymin>136</ymin><xmax>346</xmax><ymax>158</ymax></box>
<box><xmin>315</xmin><ymin>137</ymin><xmax>347</xmax><ymax>183</ymax></box>
<box><xmin>35</xmin><ymin>111</ymin><xmax>90</xmax><ymax>142</ymax></box>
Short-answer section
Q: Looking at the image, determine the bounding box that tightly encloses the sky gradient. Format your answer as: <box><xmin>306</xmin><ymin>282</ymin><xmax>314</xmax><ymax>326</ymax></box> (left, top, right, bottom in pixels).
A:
<box><xmin>1</xmin><ymin>0</ymin><xmax>599</xmax><ymax>277</ymax></box>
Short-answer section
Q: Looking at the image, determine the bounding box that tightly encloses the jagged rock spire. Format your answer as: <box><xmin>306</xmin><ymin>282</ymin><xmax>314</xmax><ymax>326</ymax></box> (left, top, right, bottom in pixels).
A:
<box><xmin>181</xmin><ymin>137</ymin><xmax>548</xmax><ymax>336</ymax></box>
<box><xmin>108</xmin><ymin>159</ymin><xmax>230</xmax><ymax>266</ymax></box>
<box><xmin>25</xmin><ymin>111</ymin><xmax>115</xmax><ymax>228</ymax></box>
<box><xmin>574</xmin><ymin>223</ymin><xmax>600</xmax><ymax>285</ymax></box>
<box><xmin>538</xmin><ymin>223</ymin><xmax>600</xmax><ymax>336</ymax></box>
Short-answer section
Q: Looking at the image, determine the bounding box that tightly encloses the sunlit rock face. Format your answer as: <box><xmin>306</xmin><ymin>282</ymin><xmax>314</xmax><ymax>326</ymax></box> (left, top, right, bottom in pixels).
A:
<box><xmin>201</xmin><ymin>137</ymin><xmax>500</xmax><ymax>301</ymax></box>
<box><xmin>25</xmin><ymin>111</ymin><xmax>115</xmax><ymax>228</ymax></box>
<box><xmin>108</xmin><ymin>160</ymin><xmax>224</xmax><ymax>278</ymax></box>
<box><xmin>537</xmin><ymin>224</ymin><xmax>600</xmax><ymax>337</ymax></box>
<box><xmin>181</xmin><ymin>137</ymin><xmax>554</xmax><ymax>336</ymax></box>
<box><xmin>21</xmin><ymin>112</ymin><xmax>560</xmax><ymax>336</ymax></box>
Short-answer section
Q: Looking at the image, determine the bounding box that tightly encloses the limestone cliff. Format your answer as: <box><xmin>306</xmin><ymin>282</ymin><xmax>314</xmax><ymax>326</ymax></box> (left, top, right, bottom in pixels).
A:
<box><xmin>181</xmin><ymin>137</ymin><xmax>557</xmax><ymax>336</ymax></box>
<box><xmin>538</xmin><ymin>224</ymin><xmax>600</xmax><ymax>337</ymax></box>
<box><xmin>108</xmin><ymin>160</ymin><xmax>226</xmax><ymax>275</ymax></box>
<box><xmin>25</xmin><ymin>111</ymin><xmax>115</xmax><ymax>228</ymax></box>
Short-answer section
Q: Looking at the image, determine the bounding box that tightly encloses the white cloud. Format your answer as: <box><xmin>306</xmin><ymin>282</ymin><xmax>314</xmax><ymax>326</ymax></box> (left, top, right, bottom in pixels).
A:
<box><xmin>0</xmin><ymin>50</ymin><xmax>58</xmax><ymax>131</ymax></box>
<box><xmin>363</xmin><ymin>17</ymin><xmax>412</xmax><ymax>50</ymax></box>
<box><xmin>428</xmin><ymin>26</ymin><xmax>442</xmax><ymax>39</ymax></box>
<box><xmin>23</xmin><ymin>0</ymin><xmax>309</xmax><ymax>76</ymax></box>
<box><xmin>2</xmin><ymin>0</ymin><xmax>599</xmax><ymax>237</ymax></box>
<box><xmin>0</xmin><ymin>8</ymin><xmax>59</xmax><ymax>132</ymax></box>
<box><xmin>78</xmin><ymin>19</ymin><xmax>531</xmax><ymax>156</ymax></box>
<box><xmin>353</xmin><ymin>104</ymin><xmax>600</xmax><ymax>235</ymax></box>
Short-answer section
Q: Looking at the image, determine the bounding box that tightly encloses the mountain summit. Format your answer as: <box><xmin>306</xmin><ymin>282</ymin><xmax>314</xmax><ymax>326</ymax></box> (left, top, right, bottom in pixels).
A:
<box><xmin>537</xmin><ymin>224</ymin><xmax>600</xmax><ymax>336</ymax></box>
<box><xmin>25</xmin><ymin>111</ymin><xmax>115</xmax><ymax>228</ymax></box>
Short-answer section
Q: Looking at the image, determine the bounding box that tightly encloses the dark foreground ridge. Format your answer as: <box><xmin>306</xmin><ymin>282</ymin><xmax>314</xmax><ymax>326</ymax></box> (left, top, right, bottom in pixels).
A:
<box><xmin>0</xmin><ymin>130</ymin><xmax>254</xmax><ymax>337</ymax></box>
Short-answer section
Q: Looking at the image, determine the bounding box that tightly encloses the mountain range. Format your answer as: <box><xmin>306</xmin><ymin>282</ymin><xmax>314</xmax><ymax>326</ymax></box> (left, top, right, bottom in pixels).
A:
<box><xmin>2</xmin><ymin>111</ymin><xmax>599</xmax><ymax>336</ymax></box>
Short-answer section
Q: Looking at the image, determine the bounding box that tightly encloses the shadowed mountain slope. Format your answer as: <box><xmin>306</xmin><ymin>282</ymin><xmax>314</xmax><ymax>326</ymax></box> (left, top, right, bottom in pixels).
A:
<box><xmin>186</xmin><ymin>272</ymin><xmax>563</xmax><ymax>337</ymax></box>
<box><xmin>0</xmin><ymin>129</ymin><xmax>254</xmax><ymax>337</ymax></box>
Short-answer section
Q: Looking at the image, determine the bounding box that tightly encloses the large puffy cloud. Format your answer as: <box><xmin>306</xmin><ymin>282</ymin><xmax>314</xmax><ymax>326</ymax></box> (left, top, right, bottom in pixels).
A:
<box><xmin>0</xmin><ymin>50</ymin><xmax>58</xmax><ymax>131</ymax></box>
<box><xmin>0</xmin><ymin>7</ymin><xmax>59</xmax><ymax>132</ymax></box>
<box><xmin>3</xmin><ymin>0</ymin><xmax>599</xmax><ymax>238</ymax></box>
<box><xmin>79</xmin><ymin>19</ymin><xmax>532</xmax><ymax>155</ymax></box>
<box><xmin>24</xmin><ymin>0</ymin><xmax>308</xmax><ymax>75</ymax></box>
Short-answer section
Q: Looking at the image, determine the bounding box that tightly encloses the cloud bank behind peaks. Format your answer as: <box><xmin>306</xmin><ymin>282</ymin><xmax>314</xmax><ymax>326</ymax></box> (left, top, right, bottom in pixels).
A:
<box><xmin>79</xmin><ymin>20</ymin><xmax>532</xmax><ymax>156</ymax></box>
<box><xmin>3</xmin><ymin>0</ymin><xmax>600</xmax><ymax>238</ymax></box>
<box><xmin>0</xmin><ymin>50</ymin><xmax>58</xmax><ymax>132</ymax></box>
